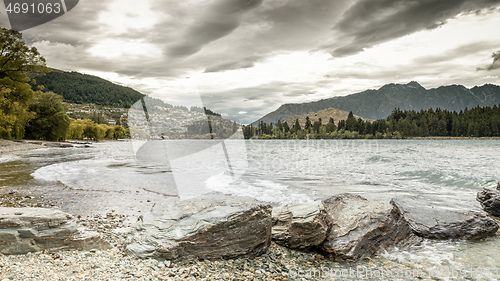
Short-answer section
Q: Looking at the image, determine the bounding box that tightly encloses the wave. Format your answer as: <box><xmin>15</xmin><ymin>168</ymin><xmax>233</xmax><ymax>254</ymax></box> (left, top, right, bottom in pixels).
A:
<box><xmin>205</xmin><ymin>172</ymin><xmax>310</xmax><ymax>203</ymax></box>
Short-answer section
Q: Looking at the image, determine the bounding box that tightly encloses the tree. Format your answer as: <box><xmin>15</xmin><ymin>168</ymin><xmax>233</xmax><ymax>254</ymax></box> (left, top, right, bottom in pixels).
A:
<box><xmin>325</xmin><ymin>118</ymin><xmax>336</xmax><ymax>133</ymax></box>
<box><xmin>0</xmin><ymin>28</ymin><xmax>47</xmax><ymax>138</ymax></box>
<box><xmin>24</xmin><ymin>91</ymin><xmax>70</xmax><ymax>141</ymax></box>
<box><xmin>282</xmin><ymin>121</ymin><xmax>290</xmax><ymax>133</ymax></box>
<box><xmin>67</xmin><ymin>118</ymin><xmax>86</xmax><ymax>139</ymax></box>
<box><xmin>291</xmin><ymin>119</ymin><xmax>301</xmax><ymax>133</ymax></box>
<box><xmin>312</xmin><ymin>121</ymin><xmax>320</xmax><ymax>133</ymax></box>
<box><xmin>305</xmin><ymin>116</ymin><xmax>312</xmax><ymax>131</ymax></box>
<box><xmin>90</xmin><ymin>111</ymin><xmax>108</xmax><ymax>124</ymax></box>
<box><xmin>312</xmin><ymin>118</ymin><xmax>322</xmax><ymax>133</ymax></box>
<box><xmin>345</xmin><ymin>111</ymin><xmax>358</xmax><ymax>131</ymax></box>
<box><xmin>113</xmin><ymin>125</ymin><xmax>126</xmax><ymax>139</ymax></box>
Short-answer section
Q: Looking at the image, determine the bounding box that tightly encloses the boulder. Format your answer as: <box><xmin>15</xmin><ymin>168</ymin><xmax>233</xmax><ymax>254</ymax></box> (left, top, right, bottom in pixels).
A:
<box><xmin>391</xmin><ymin>195</ymin><xmax>499</xmax><ymax>240</ymax></box>
<box><xmin>272</xmin><ymin>201</ymin><xmax>331</xmax><ymax>249</ymax></box>
<box><xmin>0</xmin><ymin>207</ymin><xmax>109</xmax><ymax>255</ymax></box>
<box><xmin>477</xmin><ymin>188</ymin><xmax>500</xmax><ymax>217</ymax></box>
<box><xmin>320</xmin><ymin>193</ymin><xmax>419</xmax><ymax>261</ymax></box>
<box><xmin>125</xmin><ymin>193</ymin><xmax>272</xmax><ymax>260</ymax></box>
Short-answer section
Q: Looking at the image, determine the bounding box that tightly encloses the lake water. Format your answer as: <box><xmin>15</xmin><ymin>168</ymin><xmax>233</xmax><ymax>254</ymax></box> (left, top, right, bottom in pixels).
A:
<box><xmin>1</xmin><ymin>139</ymin><xmax>500</xmax><ymax>279</ymax></box>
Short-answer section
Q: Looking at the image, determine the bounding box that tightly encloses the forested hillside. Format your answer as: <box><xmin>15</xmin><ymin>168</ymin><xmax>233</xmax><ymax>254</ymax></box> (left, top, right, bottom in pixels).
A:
<box><xmin>32</xmin><ymin>71</ymin><xmax>145</xmax><ymax>108</ymax></box>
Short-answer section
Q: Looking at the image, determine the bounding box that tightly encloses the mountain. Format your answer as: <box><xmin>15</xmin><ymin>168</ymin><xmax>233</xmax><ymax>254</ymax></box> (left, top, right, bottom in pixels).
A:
<box><xmin>31</xmin><ymin>70</ymin><xmax>145</xmax><ymax>108</ymax></box>
<box><xmin>254</xmin><ymin>81</ymin><xmax>500</xmax><ymax>125</ymax></box>
<box><xmin>284</xmin><ymin>108</ymin><xmax>372</xmax><ymax>126</ymax></box>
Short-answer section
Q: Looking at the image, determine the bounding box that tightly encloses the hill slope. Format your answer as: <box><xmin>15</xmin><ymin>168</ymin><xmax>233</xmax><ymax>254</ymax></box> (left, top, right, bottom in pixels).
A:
<box><xmin>254</xmin><ymin>81</ymin><xmax>500</xmax><ymax>125</ymax></box>
<box><xmin>32</xmin><ymin>71</ymin><xmax>145</xmax><ymax>108</ymax></box>
<box><xmin>284</xmin><ymin>108</ymin><xmax>372</xmax><ymax>126</ymax></box>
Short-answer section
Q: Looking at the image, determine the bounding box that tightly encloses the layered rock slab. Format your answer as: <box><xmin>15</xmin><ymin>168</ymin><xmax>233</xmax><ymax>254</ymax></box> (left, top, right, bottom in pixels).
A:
<box><xmin>320</xmin><ymin>193</ymin><xmax>419</xmax><ymax>261</ymax></box>
<box><xmin>0</xmin><ymin>207</ymin><xmax>109</xmax><ymax>254</ymax></box>
<box><xmin>272</xmin><ymin>201</ymin><xmax>331</xmax><ymax>249</ymax></box>
<box><xmin>125</xmin><ymin>193</ymin><xmax>272</xmax><ymax>260</ymax></box>
<box><xmin>391</xmin><ymin>195</ymin><xmax>499</xmax><ymax>240</ymax></box>
<box><xmin>477</xmin><ymin>188</ymin><xmax>500</xmax><ymax>217</ymax></box>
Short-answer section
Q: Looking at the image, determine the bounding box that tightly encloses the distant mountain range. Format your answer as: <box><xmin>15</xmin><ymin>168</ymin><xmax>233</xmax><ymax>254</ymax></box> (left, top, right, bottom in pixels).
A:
<box><xmin>254</xmin><ymin>81</ymin><xmax>500</xmax><ymax>125</ymax></box>
<box><xmin>32</xmin><ymin>69</ymin><xmax>145</xmax><ymax>108</ymax></box>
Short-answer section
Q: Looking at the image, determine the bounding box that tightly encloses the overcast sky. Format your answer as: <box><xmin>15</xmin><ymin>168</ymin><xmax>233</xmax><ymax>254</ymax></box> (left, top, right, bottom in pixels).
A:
<box><xmin>2</xmin><ymin>0</ymin><xmax>500</xmax><ymax>123</ymax></box>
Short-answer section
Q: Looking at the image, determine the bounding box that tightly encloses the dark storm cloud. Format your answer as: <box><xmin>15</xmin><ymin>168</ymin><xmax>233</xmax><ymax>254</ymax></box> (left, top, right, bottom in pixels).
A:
<box><xmin>154</xmin><ymin>0</ymin><xmax>349</xmax><ymax>75</ymax></box>
<box><xmin>256</xmin><ymin>0</ymin><xmax>350</xmax><ymax>44</ymax></box>
<box><xmin>166</xmin><ymin>0</ymin><xmax>263</xmax><ymax>58</ymax></box>
<box><xmin>477</xmin><ymin>50</ymin><xmax>500</xmax><ymax>71</ymax></box>
<box><xmin>22</xmin><ymin>0</ymin><xmax>108</xmax><ymax>46</ymax></box>
<box><xmin>329</xmin><ymin>0</ymin><xmax>500</xmax><ymax>56</ymax></box>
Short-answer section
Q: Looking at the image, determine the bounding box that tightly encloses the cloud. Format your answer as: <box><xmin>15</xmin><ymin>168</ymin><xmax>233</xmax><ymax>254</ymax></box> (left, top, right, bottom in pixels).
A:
<box><xmin>197</xmin><ymin>80</ymin><xmax>333</xmax><ymax>123</ymax></box>
<box><xmin>283</xmin><ymin>90</ymin><xmax>317</xmax><ymax>97</ymax></box>
<box><xmin>328</xmin><ymin>0</ymin><xmax>500</xmax><ymax>56</ymax></box>
<box><xmin>413</xmin><ymin>41</ymin><xmax>500</xmax><ymax>64</ymax></box>
<box><xmin>165</xmin><ymin>0</ymin><xmax>263</xmax><ymax>58</ymax></box>
<box><xmin>204</xmin><ymin>56</ymin><xmax>263</xmax><ymax>73</ymax></box>
<box><xmin>477</xmin><ymin>50</ymin><xmax>500</xmax><ymax>71</ymax></box>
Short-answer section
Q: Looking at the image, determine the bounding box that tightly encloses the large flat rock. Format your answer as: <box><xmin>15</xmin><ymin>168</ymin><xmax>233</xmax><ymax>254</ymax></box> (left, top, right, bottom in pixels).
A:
<box><xmin>477</xmin><ymin>188</ymin><xmax>500</xmax><ymax>217</ymax></box>
<box><xmin>391</xmin><ymin>195</ymin><xmax>499</xmax><ymax>240</ymax></box>
<box><xmin>0</xmin><ymin>207</ymin><xmax>109</xmax><ymax>254</ymax></box>
<box><xmin>125</xmin><ymin>193</ymin><xmax>272</xmax><ymax>260</ymax></box>
<box><xmin>320</xmin><ymin>193</ymin><xmax>419</xmax><ymax>261</ymax></box>
<box><xmin>272</xmin><ymin>201</ymin><xmax>331</xmax><ymax>249</ymax></box>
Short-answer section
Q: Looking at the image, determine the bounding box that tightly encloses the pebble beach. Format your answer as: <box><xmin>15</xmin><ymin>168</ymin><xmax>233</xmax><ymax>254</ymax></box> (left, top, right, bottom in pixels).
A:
<box><xmin>0</xmin><ymin>212</ymin><xmax>418</xmax><ymax>281</ymax></box>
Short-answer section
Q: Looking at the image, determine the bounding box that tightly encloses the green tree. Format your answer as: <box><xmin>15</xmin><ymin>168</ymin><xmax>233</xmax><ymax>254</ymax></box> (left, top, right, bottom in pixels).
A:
<box><xmin>282</xmin><ymin>121</ymin><xmax>290</xmax><ymax>133</ymax></box>
<box><xmin>305</xmin><ymin>116</ymin><xmax>312</xmax><ymax>131</ymax></box>
<box><xmin>67</xmin><ymin>118</ymin><xmax>86</xmax><ymax>139</ymax></box>
<box><xmin>345</xmin><ymin>111</ymin><xmax>358</xmax><ymax>131</ymax></box>
<box><xmin>325</xmin><ymin>118</ymin><xmax>336</xmax><ymax>133</ymax></box>
<box><xmin>291</xmin><ymin>119</ymin><xmax>301</xmax><ymax>133</ymax></box>
<box><xmin>113</xmin><ymin>125</ymin><xmax>126</xmax><ymax>139</ymax></box>
<box><xmin>90</xmin><ymin>111</ymin><xmax>108</xmax><ymax>124</ymax></box>
<box><xmin>312</xmin><ymin>118</ymin><xmax>322</xmax><ymax>133</ymax></box>
<box><xmin>24</xmin><ymin>91</ymin><xmax>70</xmax><ymax>141</ymax></box>
<box><xmin>0</xmin><ymin>28</ymin><xmax>47</xmax><ymax>138</ymax></box>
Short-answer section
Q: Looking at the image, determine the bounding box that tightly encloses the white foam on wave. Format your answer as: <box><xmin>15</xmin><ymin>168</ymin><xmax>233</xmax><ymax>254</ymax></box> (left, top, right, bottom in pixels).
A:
<box><xmin>0</xmin><ymin>155</ymin><xmax>21</xmax><ymax>163</ymax></box>
<box><xmin>31</xmin><ymin>160</ymin><xmax>101</xmax><ymax>186</ymax></box>
<box><xmin>205</xmin><ymin>172</ymin><xmax>310</xmax><ymax>203</ymax></box>
<box><xmin>381</xmin><ymin>239</ymin><xmax>461</xmax><ymax>271</ymax></box>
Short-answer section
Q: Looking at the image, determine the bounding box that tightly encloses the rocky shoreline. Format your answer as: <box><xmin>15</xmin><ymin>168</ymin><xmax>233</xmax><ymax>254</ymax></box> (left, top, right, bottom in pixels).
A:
<box><xmin>0</xmin><ymin>202</ymin><xmax>424</xmax><ymax>281</ymax></box>
<box><xmin>2</xmin><ymin>189</ymin><xmax>500</xmax><ymax>280</ymax></box>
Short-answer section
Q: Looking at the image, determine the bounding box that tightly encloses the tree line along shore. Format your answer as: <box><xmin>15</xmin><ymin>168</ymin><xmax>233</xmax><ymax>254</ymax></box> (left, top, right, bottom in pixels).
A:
<box><xmin>243</xmin><ymin>105</ymin><xmax>500</xmax><ymax>140</ymax></box>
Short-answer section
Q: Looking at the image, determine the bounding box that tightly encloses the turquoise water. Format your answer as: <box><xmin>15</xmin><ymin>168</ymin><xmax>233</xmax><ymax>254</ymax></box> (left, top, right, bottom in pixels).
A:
<box><xmin>1</xmin><ymin>139</ymin><xmax>500</xmax><ymax>279</ymax></box>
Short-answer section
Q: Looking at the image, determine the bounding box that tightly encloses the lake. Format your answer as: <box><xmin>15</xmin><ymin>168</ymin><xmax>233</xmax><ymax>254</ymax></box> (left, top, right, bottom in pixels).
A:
<box><xmin>1</xmin><ymin>139</ymin><xmax>500</xmax><ymax>279</ymax></box>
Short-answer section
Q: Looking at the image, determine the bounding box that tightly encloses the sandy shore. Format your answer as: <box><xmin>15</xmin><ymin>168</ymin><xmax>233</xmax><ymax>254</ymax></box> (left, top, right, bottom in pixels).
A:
<box><xmin>0</xmin><ymin>139</ymin><xmax>44</xmax><ymax>156</ymax></box>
